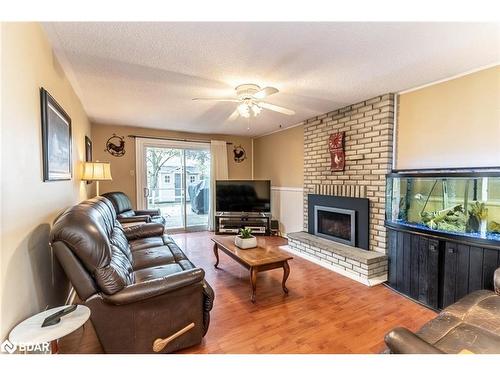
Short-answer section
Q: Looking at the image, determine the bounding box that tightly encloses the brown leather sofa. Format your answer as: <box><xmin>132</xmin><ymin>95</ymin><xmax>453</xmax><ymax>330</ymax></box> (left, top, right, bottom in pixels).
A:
<box><xmin>102</xmin><ymin>191</ymin><xmax>167</xmax><ymax>225</ymax></box>
<box><xmin>385</xmin><ymin>267</ymin><xmax>500</xmax><ymax>354</ymax></box>
<box><xmin>50</xmin><ymin>196</ymin><xmax>214</xmax><ymax>353</ymax></box>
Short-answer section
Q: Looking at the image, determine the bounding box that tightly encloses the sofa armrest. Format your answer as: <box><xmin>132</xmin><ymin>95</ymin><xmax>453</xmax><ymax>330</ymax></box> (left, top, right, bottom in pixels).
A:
<box><xmin>494</xmin><ymin>267</ymin><xmax>500</xmax><ymax>295</ymax></box>
<box><xmin>135</xmin><ymin>209</ymin><xmax>161</xmax><ymax>217</ymax></box>
<box><xmin>101</xmin><ymin>268</ymin><xmax>205</xmax><ymax>305</ymax></box>
<box><xmin>123</xmin><ymin>222</ymin><xmax>164</xmax><ymax>240</ymax></box>
<box><xmin>118</xmin><ymin>215</ymin><xmax>151</xmax><ymax>224</ymax></box>
<box><xmin>385</xmin><ymin>327</ymin><xmax>444</xmax><ymax>354</ymax></box>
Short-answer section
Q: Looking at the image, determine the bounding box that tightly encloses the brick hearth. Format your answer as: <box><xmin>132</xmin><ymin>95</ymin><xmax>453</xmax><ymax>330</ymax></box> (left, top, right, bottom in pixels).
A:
<box><xmin>287</xmin><ymin>232</ymin><xmax>388</xmax><ymax>286</ymax></box>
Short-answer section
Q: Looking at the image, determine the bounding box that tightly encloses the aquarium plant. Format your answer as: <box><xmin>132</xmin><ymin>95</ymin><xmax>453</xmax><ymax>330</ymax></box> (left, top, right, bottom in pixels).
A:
<box><xmin>467</xmin><ymin>201</ymin><xmax>488</xmax><ymax>233</ymax></box>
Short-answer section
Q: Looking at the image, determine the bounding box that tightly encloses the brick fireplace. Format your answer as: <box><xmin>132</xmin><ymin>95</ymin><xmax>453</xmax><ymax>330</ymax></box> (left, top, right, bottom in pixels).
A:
<box><xmin>288</xmin><ymin>93</ymin><xmax>394</xmax><ymax>285</ymax></box>
<box><xmin>303</xmin><ymin>93</ymin><xmax>394</xmax><ymax>253</ymax></box>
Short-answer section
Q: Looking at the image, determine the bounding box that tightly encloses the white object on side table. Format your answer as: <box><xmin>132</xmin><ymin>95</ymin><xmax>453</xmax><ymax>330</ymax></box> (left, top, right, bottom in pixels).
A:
<box><xmin>8</xmin><ymin>305</ymin><xmax>90</xmax><ymax>354</ymax></box>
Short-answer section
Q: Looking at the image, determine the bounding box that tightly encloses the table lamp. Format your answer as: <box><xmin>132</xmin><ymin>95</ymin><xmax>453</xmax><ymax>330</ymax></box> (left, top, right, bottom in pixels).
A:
<box><xmin>82</xmin><ymin>161</ymin><xmax>112</xmax><ymax>196</ymax></box>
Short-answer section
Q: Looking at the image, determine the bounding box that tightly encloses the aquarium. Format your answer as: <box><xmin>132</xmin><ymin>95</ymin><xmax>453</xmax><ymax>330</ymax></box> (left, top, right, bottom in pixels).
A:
<box><xmin>386</xmin><ymin>172</ymin><xmax>500</xmax><ymax>243</ymax></box>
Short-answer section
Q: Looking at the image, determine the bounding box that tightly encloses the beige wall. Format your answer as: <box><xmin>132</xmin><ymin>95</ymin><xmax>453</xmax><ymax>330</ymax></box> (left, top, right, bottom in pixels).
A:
<box><xmin>253</xmin><ymin>125</ymin><xmax>304</xmax><ymax>187</ymax></box>
<box><xmin>91</xmin><ymin>123</ymin><xmax>253</xmax><ymax>207</ymax></box>
<box><xmin>396</xmin><ymin>66</ymin><xmax>500</xmax><ymax>170</ymax></box>
<box><xmin>1</xmin><ymin>23</ymin><xmax>92</xmax><ymax>339</ymax></box>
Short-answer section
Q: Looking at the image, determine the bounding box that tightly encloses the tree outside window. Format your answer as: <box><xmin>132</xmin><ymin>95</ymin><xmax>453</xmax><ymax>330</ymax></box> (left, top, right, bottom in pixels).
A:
<box><xmin>146</xmin><ymin>148</ymin><xmax>210</xmax><ymax>192</ymax></box>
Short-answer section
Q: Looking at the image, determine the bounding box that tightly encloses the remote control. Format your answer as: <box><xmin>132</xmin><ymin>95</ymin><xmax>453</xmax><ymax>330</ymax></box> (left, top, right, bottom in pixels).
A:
<box><xmin>41</xmin><ymin>305</ymin><xmax>78</xmax><ymax>327</ymax></box>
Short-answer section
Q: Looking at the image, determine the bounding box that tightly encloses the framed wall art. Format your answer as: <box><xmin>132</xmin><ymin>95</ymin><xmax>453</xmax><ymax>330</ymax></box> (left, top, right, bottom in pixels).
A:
<box><xmin>40</xmin><ymin>88</ymin><xmax>72</xmax><ymax>181</ymax></box>
<box><xmin>85</xmin><ymin>135</ymin><xmax>92</xmax><ymax>184</ymax></box>
<box><xmin>328</xmin><ymin>132</ymin><xmax>345</xmax><ymax>172</ymax></box>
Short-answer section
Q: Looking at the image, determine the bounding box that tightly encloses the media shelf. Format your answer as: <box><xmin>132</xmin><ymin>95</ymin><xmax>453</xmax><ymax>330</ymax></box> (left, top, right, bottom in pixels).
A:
<box><xmin>215</xmin><ymin>213</ymin><xmax>271</xmax><ymax>235</ymax></box>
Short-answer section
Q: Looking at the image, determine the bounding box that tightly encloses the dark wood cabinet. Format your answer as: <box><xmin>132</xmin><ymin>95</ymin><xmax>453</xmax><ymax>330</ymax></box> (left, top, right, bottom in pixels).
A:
<box><xmin>387</xmin><ymin>229</ymin><xmax>440</xmax><ymax>309</ymax></box>
<box><xmin>386</xmin><ymin>226</ymin><xmax>500</xmax><ymax>311</ymax></box>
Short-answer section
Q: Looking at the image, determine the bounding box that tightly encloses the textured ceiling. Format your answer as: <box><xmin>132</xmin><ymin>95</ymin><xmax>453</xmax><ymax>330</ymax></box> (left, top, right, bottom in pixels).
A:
<box><xmin>43</xmin><ymin>22</ymin><xmax>499</xmax><ymax>136</ymax></box>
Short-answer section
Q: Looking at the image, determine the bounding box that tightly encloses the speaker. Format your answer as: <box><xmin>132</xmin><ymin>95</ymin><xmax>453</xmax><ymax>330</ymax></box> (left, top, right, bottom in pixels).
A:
<box><xmin>270</xmin><ymin>220</ymin><xmax>279</xmax><ymax>235</ymax></box>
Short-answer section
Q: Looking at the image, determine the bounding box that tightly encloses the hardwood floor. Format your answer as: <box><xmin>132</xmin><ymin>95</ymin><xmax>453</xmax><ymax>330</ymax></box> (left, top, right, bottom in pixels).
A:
<box><xmin>59</xmin><ymin>231</ymin><xmax>436</xmax><ymax>354</ymax></box>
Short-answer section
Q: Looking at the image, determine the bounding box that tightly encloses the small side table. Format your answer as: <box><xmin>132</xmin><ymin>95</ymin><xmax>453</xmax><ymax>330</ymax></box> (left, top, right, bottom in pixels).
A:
<box><xmin>9</xmin><ymin>305</ymin><xmax>90</xmax><ymax>354</ymax></box>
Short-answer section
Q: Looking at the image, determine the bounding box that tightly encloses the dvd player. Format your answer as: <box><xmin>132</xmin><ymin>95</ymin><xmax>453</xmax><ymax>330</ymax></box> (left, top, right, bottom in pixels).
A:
<box><xmin>219</xmin><ymin>225</ymin><xmax>267</xmax><ymax>234</ymax></box>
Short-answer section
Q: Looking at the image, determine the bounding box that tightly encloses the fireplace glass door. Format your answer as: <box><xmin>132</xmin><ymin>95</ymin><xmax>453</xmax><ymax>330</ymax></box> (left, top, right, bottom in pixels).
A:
<box><xmin>314</xmin><ymin>206</ymin><xmax>356</xmax><ymax>246</ymax></box>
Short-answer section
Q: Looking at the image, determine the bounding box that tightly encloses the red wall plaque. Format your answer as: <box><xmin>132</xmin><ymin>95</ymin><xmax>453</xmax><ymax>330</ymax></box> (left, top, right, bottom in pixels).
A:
<box><xmin>328</xmin><ymin>132</ymin><xmax>345</xmax><ymax>172</ymax></box>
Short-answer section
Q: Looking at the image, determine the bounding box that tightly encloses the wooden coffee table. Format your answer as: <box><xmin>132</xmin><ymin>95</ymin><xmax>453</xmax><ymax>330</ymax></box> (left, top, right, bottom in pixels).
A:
<box><xmin>211</xmin><ymin>235</ymin><xmax>292</xmax><ymax>303</ymax></box>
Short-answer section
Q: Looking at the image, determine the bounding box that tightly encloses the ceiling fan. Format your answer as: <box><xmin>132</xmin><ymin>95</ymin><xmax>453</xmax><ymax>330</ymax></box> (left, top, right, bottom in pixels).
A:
<box><xmin>193</xmin><ymin>83</ymin><xmax>295</xmax><ymax>120</ymax></box>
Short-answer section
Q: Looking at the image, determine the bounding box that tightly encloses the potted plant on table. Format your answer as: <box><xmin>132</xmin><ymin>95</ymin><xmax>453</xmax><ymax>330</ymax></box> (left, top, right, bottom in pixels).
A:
<box><xmin>234</xmin><ymin>228</ymin><xmax>257</xmax><ymax>249</ymax></box>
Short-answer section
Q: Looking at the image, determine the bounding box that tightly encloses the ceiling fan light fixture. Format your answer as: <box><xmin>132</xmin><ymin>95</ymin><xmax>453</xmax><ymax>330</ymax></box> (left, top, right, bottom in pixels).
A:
<box><xmin>237</xmin><ymin>103</ymin><xmax>250</xmax><ymax>118</ymax></box>
<box><xmin>193</xmin><ymin>83</ymin><xmax>294</xmax><ymax>121</ymax></box>
<box><xmin>251</xmin><ymin>104</ymin><xmax>262</xmax><ymax>116</ymax></box>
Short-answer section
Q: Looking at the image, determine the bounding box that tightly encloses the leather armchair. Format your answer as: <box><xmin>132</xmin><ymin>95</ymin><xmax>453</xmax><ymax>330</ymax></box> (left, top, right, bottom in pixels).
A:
<box><xmin>50</xmin><ymin>196</ymin><xmax>214</xmax><ymax>353</ymax></box>
<box><xmin>102</xmin><ymin>191</ymin><xmax>167</xmax><ymax>225</ymax></box>
<box><xmin>385</xmin><ymin>266</ymin><xmax>500</xmax><ymax>354</ymax></box>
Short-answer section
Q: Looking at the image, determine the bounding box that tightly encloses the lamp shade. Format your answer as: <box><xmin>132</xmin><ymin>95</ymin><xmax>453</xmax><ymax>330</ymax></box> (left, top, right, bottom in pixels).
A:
<box><xmin>82</xmin><ymin>162</ymin><xmax>112</xmax><ymax>181</ymax></box>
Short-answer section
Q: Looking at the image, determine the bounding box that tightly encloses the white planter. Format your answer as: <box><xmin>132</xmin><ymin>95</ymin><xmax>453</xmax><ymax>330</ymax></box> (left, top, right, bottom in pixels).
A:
<box><xmin>234</xmin><ymin>235</ymin><xmax>257</xmax><ymax>249</ymax></box>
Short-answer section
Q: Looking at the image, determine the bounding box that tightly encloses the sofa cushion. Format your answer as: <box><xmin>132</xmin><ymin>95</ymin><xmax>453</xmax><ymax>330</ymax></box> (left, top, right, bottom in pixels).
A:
<box><xmin>442</xmin><ymin>290</ymin><xmax>495</xmax><ymax>319</ymax></box>
<box><xmin>132</xmin><ymin>246</ymin><xmax>176</xmax><ymax>270</ymax></box>
<box><xmin>414</xmin><ymin>289</ymin><xmax>500</xmax><ymax>354</ymax></box>
<box><xmin>433</xmin><ymin>323</ymin><xmax>500</xmax><ymax>354</ymax></box>
<box><xmin>178</xmin><ymin>259</ymin><xmax>196</xmax><ymax>270</ymax></box>
<box><xmin>94</xmin><ymin>244</ymin><xmax>134</xmax><ymax>294</ymax></box>
<box><xmin>110</xmin><ymin>226</ymin><xmax>133</xmax><ymax>262</ymax></box>
<box><xmin>163</xmin><ymin>236</ymin><xmax>190</xmax><ymax>261</ymax></box>
<box><xmin>130</xmin><ymin>237</ymin><xmax>165</xmax><ymax>251</ymax></box>
<box><xmin>417</xmin><ymin>314</ymin><xmax>463</xmax><ymax>345</ymax></box>
<box><xmin>51</xmin><ymin>197</ymin><xmax>120</xmax><ymax>273</ymax></box>
<box><xmin>133</xmin><ymin>263</ymin><xmax>184</xmax><ymax>283</ymax></box>
<box><xmin>463</xmin><ymin>295</ymin><xmax>500</xmax><ymax>334</ymax></box>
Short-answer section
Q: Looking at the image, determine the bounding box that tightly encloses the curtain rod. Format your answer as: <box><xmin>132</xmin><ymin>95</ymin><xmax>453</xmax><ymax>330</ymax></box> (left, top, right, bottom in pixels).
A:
<box><xmin>127</xmin><ymin>134</ymin><xmax>232</xmax><ymax>145</ymax></box>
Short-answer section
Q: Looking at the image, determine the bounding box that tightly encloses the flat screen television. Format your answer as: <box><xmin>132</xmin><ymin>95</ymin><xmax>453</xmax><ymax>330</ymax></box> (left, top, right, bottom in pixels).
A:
<box><xmin>216</xmin><ymin>180</ymin><xmax>271</xmax><ymax>213</ymax></box>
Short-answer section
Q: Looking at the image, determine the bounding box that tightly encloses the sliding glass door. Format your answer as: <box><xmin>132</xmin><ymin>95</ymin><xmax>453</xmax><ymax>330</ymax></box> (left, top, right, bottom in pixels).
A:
<box><xmin>136</xmin><ymin>139</ymin><xmax>210</xmax><ymax>231</ymax></box>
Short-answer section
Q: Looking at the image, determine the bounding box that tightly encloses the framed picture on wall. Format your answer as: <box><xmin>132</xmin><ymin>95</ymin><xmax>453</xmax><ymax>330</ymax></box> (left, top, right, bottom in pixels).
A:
<box><xmin>85</xmin><ymin>135</ymin><xmax>92</xmax><ymax>184</ymax></box>
<box><xmin>40</xmin><ymin>87</ymin><xmax>72</xmax><ymax>181</ymax></box>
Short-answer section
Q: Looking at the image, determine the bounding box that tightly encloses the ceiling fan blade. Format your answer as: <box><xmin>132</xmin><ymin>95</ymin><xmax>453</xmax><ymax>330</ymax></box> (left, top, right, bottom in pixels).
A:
<box><xmin>259</xmin><ymin>102</ymin><xmax>295</xmax><ymax>115</ymax></box>
<box><xmin>253</xmin><ymin>86</ymin><xmax>279</xmax><ymax>99</ymax></box>
<box><xmin>228</xmin><ymin>108</ymin><xmax>240</xmax><ymax>121</ymax></box>
<box><xmin>192</xmin><ymin>97</ymin><xmax>240</xmax><ymax>102</ymax></box>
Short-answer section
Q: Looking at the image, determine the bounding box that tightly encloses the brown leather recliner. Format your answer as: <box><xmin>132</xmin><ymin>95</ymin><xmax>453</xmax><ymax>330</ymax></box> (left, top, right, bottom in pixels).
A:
<box><xmin>385</xmin><ymin>267</ymin><xmax>500</xmax><ymax>354</ymax></box>
<box><xmin>102</xmin><ymin>191</ymin><xmax>167</xmax><ymax>225</ymax></box>
<box><xmin>50</xmin><ymin>196</ymin><xmax>214</xmax><ymax>353</ymax></box>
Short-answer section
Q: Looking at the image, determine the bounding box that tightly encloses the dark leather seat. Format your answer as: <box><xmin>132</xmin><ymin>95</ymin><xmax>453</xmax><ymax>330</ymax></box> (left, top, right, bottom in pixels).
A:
<box><xmin>50</xmin><ymin>196</ymin><xmax>214</xmax><ymax>353</ymax></box>
<box><xmin>384</xmin><ymin>268</ymin><xmax>500</xmax><ymax>354</ymax></box>
<box><xmin>102</xmin><ymin>191</ymin><xmax>167</xmax><ymax>225</ymax></box>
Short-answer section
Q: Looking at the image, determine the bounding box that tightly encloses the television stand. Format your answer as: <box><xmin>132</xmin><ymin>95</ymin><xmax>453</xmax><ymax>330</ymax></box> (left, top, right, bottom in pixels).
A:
<box><xmin>215</xmin><ymin>213</ymin><xmax>270</xmax><ymax>235</ymax></box>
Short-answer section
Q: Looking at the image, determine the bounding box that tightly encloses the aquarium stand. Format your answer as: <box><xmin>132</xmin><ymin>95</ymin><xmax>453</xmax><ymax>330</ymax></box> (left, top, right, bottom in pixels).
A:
<box><xmin>385</xmin><ymin>224</ymin><xmax>500</xmax><ymax>311</ymax></box>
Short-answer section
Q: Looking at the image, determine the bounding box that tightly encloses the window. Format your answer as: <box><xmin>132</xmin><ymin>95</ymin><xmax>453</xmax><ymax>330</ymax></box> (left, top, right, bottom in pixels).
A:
<box><xmin>164</xmin><ymin>175</ymin><xmax>171</xmax><ymax>184</ymax></box>
<box><xmin>189</xmin><ymin>175</ymin><xmax>196</xmax><ymax>184</ymax></box>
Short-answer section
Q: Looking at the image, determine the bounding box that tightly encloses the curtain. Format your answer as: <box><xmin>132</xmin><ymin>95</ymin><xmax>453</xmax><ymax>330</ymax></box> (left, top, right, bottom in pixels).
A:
<box><xmin>209</xmin><ymin>140</ymin><xmax>229</xmax><ymax>230</ymax></box>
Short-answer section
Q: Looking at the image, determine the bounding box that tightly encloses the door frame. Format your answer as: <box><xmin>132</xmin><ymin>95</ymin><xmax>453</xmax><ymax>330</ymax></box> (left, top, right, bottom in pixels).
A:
<box><xmin>135</xmin><ymin>137</ymin><xmax>210</xmax><ymax>231</ymax></box>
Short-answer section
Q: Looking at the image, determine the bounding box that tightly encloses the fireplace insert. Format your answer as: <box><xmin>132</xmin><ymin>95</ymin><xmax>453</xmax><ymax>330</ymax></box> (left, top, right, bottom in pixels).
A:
<box><xmin>314</xmin><ymin>206</ymin><xmax>356</xmax><ymax>246</ymax></box>
<box><xmin>307</xmin><ymin>194</ymin><xmax>370</xmax><ymax>250</ymax></box>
